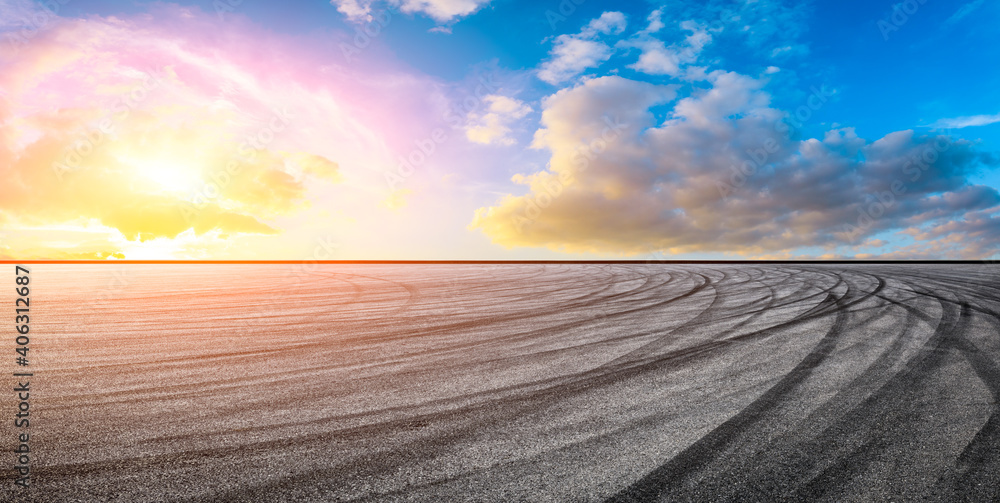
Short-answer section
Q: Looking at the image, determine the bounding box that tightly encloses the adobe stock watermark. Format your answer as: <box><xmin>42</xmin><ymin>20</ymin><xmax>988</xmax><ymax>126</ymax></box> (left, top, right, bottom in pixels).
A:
<box><xmin>841</xmin><ymin>134</ymin><xmax>953</xmax><ymax>240</ymax></box>
<box><xmin>339</xmin><ymin>8</ymin><xmax>393</xmax><ymax>62</ymax></box>
<box><xmin>383</xmin><ymin>128</ymin><xmax>448</xmax><ymax>192</ymax></box>
<box><xmin>580</xmin><ymin>306</ymin><xmax>611</xmax><ymax>325</ymax></box>
<box><xmin>234</xmin><ymin>235</ymin><xmax>340</xmax><ymax>336</ymax></box>
<box><xmin>511</xmin><ymin>115</ymin><xmax>629</xmax><ymax>234</ymax></box>
<box><xmin>877</xmin><ymin>0</ymin><xmax>930</xmax><ymax>41</ymax></box>
<box><xmin>5</xmin><ymin>0</ymin><xmax>70</xmax><ymax>55</ymax></box>
<box><xmin>984</xmin><ymin>256</ymin><xmax>1000</xmax><ymax>280</ymax></box>
<box><xmin>51</xmin><ymin>68</ymin><xmax>170</xmax><ymax>181</ymax></box>
<box><xmin>383</xmin><ymin>72</ymin><xmax>500</xmax><ymax>192</ymax></box>
<box><xmin>642</xmin><ymin>249</ymin><xmax>671</xmax><ymax>264</ymax></box>
<box><xmin>179</xmin><ymin>107</ymin><xmax>293</xmax><ymax>223</ymax></box>
<box><xmin>287</xmin><ymin>235</ymin><xmax>341</xmax><ymax>289</ymax></box>
<box><xmin>548</xmin><ymin>3</ymin><xmax>739</xmax><ymax>35</ymax></box>
<box><xmin>716</xmin><ymin>84</ymin><xmax>836</xmax><ymax>200</ymax></box>
<box><xmin>212</xmin><ymin>0</ymin><xmax>244</xmax><ymax>21</ymax></box>
<box><xmin>545</xmin><ymin>0</ymin><xmax>587</xmax><ymax>31</ymax></box>
<box><xmin>90</xmin><ymin>268</ymin><xmax>130</xmax><ymax>309</ymax></box>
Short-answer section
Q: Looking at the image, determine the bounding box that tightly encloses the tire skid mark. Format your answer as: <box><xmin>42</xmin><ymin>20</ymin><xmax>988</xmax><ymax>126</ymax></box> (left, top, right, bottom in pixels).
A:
<box><xmin>605</xmin><ymin>290</ymin><xmax>852</xmax><ymax>503</ymax></box>
<box><xmin>785</xmin><ymin>296</ymin><xmax>969</xmax><ymax>501</ymax></box>
<box><xmin>25</xmin><ymin>264</ymin><xmax>1000</xmax><ymax>503</ymax></box>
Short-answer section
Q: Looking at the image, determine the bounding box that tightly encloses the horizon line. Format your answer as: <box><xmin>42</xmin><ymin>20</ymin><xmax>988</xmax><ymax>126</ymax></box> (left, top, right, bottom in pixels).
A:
<box><xmin>0</xmin><ymin>260</ymin><xmax>996</xmax><ymax>265</ymax></box>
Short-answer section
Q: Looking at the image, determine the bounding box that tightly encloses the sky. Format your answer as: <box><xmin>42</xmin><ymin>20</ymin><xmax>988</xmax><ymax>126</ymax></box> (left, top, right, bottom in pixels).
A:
<box><xmin>1</xmin><ymin>0</ymin><xmax>998</xmax><ymax>260</ymax></box>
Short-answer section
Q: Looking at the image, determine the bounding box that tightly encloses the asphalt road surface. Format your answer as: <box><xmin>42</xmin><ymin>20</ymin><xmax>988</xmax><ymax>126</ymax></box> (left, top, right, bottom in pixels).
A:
<box><xmin>3</xmin><ymin>263</ymin><xmax>999</xmax><ymax>502</ymax></box>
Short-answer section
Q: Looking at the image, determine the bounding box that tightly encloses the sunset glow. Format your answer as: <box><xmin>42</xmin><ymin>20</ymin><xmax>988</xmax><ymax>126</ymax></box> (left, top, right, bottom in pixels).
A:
<box><xmin>1</xmin><ymin>0</ymin><xmax>998</xmax><ymax>259</ymax></box>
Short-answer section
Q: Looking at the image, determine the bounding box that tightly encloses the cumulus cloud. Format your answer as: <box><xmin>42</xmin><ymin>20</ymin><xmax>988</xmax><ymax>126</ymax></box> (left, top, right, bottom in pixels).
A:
<box><xmin>642</xmin><ymin>8</ymin><xmax>665</xmax><ymax>34</ymax></box>
<box><xmin>584</xmin><ymin>11</ymin><xmax>627</xmax><ymax>36</ymax></box>
<box><xmin>624</xmin><ymin>20</ymin><xmax>712</xmax><ymax>77</ymax></box>
<box><xmin>330</xmin><ymin>0</ymin><xmax>490</xmax><ymax>23</ymax></box>
<box><xmin>470</xmin><ymin>72</ymin><xmax>1000</xmax><ymax>258</ymax></box>
<box><xmin>0</xmin><ymin>100</ymin><xmax>341</xmax><ymax>242</ymax></box>
<box><xmin>537</xmin><ymin>12</ymin><xmax>627</xmax><ymax>85</ymax></box>
<box><xmin>538</xmin><ymin>38</ymin><xmax>614</xmax><ymax>85</ymax></box>
<box><xmin>0</xmin><ymin>3</ymin><xmax>421</xmax><ymax>258</ymax></box>
<box><xmin>630</xmin><ymin>0</ymin><xmax>810</xmax><ymax>63</ymax></box>
<box><xmin>465</xmin><ymin>95</ymin><xmax>532</xmax><ymax>146</ymax></box>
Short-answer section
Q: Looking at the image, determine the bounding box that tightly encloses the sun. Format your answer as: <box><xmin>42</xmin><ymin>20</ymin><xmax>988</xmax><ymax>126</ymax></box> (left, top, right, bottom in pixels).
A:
<box><xmin>132</xmin><ymin>158</ymin><xmax>203</xmax><ymax>193</ymax></box>
<box><xmin>114</xmin><ymin>148</ymin><xmax>206</xmax><ymax>195</ymax></box>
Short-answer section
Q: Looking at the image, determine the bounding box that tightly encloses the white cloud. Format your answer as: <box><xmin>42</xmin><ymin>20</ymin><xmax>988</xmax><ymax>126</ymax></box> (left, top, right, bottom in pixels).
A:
<box><xmin>770</xmin><ymin>44</ymin><xmax>809</xmax><ymax>58</ymax></box>
<box><xmin>945</xmin><ymin>0</ymin><xmax>985</xmax><ymax>25</ymax></box>
<box><xmin>471</xmin><ymin>73</ymin><xmax>1000</xmax><ymax>257</ymax></box>
<box><xmin>539</xmin><ymin>37</ymin><xmax>614</xmax><ymax>85</ymax></box>
<box><xmin>537</xmin><ymin>11</ymin><xmax>626</xmax><ymax>85</ymax></box>
<box><xmin>331</xmin><ymin>0</ymin><xmax>374</xmax><ymax>21</ymax></box>
<box><xmin>643</xmin><ymin>8</ymin><xmax>665</xmax><ymax>34</ymax></box>
<box><xmin>465</xmin><ymin>95</ymin><xmax>532</xmax><ymax>146</ymax></box>
<box><xmin>931</xmin><ymin>113</ymin><xmax>1000</xmax><ymax>129</ymax></box>
<box><xmin>624</xmin><ymin>20</ymin><xmax>711</xmax><ymax>77</ymax></box>
<box><xmin>329</xmin><ymin>0</ymin><xmax>490</xmax><ymax>23</ymax></box>
<box><xmin>627</xmin><ymin>40</ymin><xmax>682</xmax><ymax>76</ymax></box>
<box><xmin>584</xmin><ymin>11</ymin><xmax>627</xmax><ymax>36</ymax></box>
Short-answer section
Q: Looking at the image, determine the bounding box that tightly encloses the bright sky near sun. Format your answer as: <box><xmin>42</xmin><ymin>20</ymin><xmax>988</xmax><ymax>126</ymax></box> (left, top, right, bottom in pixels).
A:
<box><xmin>1</xmin><ymin>0</ymin><xmax>998</xmax><ymax>259</ymax></box>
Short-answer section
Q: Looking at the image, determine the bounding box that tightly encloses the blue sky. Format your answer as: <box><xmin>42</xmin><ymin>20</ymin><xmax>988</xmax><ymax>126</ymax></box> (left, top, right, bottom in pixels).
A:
<box><xmin>2</xmin><ymin>0</ymin><xmax>999</xmax><ymax>259</ymax></box>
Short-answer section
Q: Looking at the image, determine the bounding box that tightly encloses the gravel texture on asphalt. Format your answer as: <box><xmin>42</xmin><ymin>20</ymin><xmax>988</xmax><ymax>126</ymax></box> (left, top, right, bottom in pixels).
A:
<box><xmin>3</xmin><ymin>263</ymin><xmax>998</xmax><ymax>502</ymax></box>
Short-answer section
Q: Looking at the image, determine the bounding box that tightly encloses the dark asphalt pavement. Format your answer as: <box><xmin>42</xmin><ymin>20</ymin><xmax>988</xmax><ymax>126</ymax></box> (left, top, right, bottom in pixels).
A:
<box><xmin>3</xmin><ymin>264</ymin><xmax>998</xmax><ymax>502</ymax></box>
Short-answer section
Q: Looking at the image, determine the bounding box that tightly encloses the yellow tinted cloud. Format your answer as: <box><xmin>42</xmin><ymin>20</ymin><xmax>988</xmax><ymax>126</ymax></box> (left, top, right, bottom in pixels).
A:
<box><xmin>471</xmin><ymin>75</ymin><xmax>1000</xmax><ymax>258</ymax></box>
<box><xmin>0</xmin><ymin>7</ymin><xmax>370</xmax><ymax>259</ymax></box>
<box><xmin>380</xmin><ymin>189</ymin><xmax>412</xmax><ymax>211</ymax></box>
<box><xmin>0</xmin><ymin>104</ymin><xmax>339</xmax><ymax>248</ymax></box>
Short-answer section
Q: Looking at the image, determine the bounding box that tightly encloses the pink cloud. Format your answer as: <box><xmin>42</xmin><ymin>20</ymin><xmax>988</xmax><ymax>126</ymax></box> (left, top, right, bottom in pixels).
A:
<box><xmin>0</xmin><ymin>2</ymin><xmax>461</xmax><ymax>257</ymax></box>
